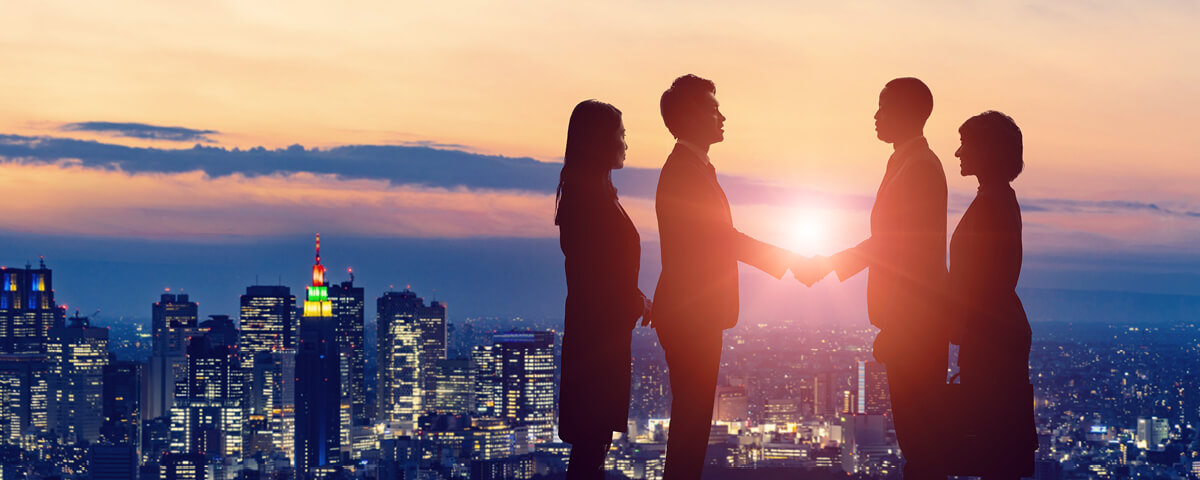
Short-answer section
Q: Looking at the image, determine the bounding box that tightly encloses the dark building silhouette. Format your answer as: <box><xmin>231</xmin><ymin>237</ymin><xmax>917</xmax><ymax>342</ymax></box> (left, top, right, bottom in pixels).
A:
<box><xmin>295</xmin><ymin>236</ymin><xmax>342</xmax><ymax>477</ymax></box>
<box><xmin>47</xmin><ymin>313</ymin><xmax>109</xmax><ymax>443</ymax></box>
<box><xmin>101</xmin><ymin>359</ymin><xmax>146</xmax><ymax>460</ymax></box>
<box><xmin>329</xmin><ymin>276</ymin><xmax>366</xmax><ymax>446</ymax></box>
<box><xmin>89</xmin><ymin>443</ymin><xmax>138</xmax><ymax>480</ymax></box>
<box><xmin>148</xmin><ymin>293</ymin><xmax>199</xmax><ymax>420</ymax></box>
<box><xmin>0</xmin><ymin>259</ymin><xmax>65</xmax><ymax>354</ymax></box>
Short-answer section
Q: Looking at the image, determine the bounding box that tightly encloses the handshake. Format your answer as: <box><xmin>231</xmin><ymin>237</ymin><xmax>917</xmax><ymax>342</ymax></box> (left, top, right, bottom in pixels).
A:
<box><xmin>790</xmin><ymin>254</ymin><xmax>834</xmax><ymax>287</ymax></box>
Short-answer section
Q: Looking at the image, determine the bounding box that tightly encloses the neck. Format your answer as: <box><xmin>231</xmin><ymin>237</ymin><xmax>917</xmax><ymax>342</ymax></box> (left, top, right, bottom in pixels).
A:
<box><xmin>978</xmin><ymin>176</ymin><xmax>1008</xmax><ymax>189</ymax></box>
<box><xmin>891</xmin><ymin>132</ymin><xmax>924</xmax><ymax>150</ymax></box>
<box><xmin>679</xmin><ymin>137</ymin><xmax>711</xmax><ymax>153</ymax></box>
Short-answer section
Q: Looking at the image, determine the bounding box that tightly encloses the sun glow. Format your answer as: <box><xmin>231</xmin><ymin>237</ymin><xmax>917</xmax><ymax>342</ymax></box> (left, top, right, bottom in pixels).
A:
<box><xmin>786</xmin><ymin>209</ymin><xmax>833</xmax><ymax>255</ymax></box>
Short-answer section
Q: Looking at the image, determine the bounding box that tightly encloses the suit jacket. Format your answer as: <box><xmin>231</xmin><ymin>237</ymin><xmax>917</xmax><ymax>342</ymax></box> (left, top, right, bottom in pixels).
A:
<box><xmin>557</xmin><ymin>180</ymin><xmax>645</xmax><ymax>441</ymax></box>
<box><xmin>833</xmin><ymin>137</ymin><xmax>948</xmax><ymax>337</ymax></box>
<box><xmin>949</xmin><ymin>183</ymin><xmax>1029</xmax><ymax>367</ymax></box>
<box><xmin>653</xmin><ymin>144</ymin><xmax>791</xmax><ymax>331</ymax></box>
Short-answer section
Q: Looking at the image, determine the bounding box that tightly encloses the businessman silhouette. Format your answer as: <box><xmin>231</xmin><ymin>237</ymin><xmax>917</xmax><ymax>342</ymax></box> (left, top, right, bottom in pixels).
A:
<box><xmin>652</xmin><ymin>74</ymin><xmax>794</xmax><ymax>479</ymax></box>
<box><xmin>797</xmin><ymin>78</ymin><xmax>950</xmax><ymax>479</ymax></box>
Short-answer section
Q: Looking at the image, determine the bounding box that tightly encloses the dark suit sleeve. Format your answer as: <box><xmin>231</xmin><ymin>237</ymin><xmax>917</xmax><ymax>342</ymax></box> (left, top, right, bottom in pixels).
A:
<box><xmin>657</xmin><ymin>165</ymin><xmax>791</xmax><ymax>279</ymax></box>
<box><xmin>832</xmin><ymin>159</ymin><xmax>946</xmax><ymax>284</ymax></box>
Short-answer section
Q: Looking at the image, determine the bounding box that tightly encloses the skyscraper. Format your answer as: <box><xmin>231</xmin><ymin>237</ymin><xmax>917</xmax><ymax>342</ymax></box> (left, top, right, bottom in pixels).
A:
<box><xmin>47</xmin><ymin>313</ymin><xmax>109</xmax><ymax>443</ymax></box>
<box><xmin>472</xmin><ymin>332</ymin><xmax>556</xmax><ymax>446</ymax></box>
<box><xmin>169</xmin><ymin>316</ymin><xmax>244</xmax><ymax>466</ymax></box>
<box><xmin>329</xmin><ymin>275</ymin><xmax>365</xmax><ymax>448</ymax></box>
<box><xmin>430</xmin><ymin>358</ymin><xmax>472</xmax><ymax>416</ymax></box>
<box><xmin>861</xmin><ymin>361</ymin><xmax>890</xmax><ymax>417</ymax></box>
<box><xmin>148</xmin><ymin>293</ymin><xmax>199</xmax><ymax>420</ymax></box>
<box><xmin>101</xmin><ymin>359</ymin><xmax>146</xmax><ymax>458</ymax></box>
<box><xmin>0</xmin><ymin>259</ymin><xmax>65</xmax><ymax>354</ymax></box>
<box><xmin>239</xmin><ymin>285</ymin><xmax>297</xmax><ymax>361</ymax></box>
<box><xmin>0</xmin><ymin>353</ymin><xmax>49</xmax><ymax>443</ymax></box>
<box><xmin>376</xmin><ymin>289</ymin><xmax>446</xmax><ymax>432</ymax></box>
<box><xmin>294</xmin><ymin>234</ymin><xmax>342</xmax><ymax>477</ymax></box>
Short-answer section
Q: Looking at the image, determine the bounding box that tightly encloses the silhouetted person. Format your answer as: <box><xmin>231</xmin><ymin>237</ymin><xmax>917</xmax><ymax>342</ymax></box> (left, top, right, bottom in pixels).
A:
<box><xmin>796</xmin><ymin>77</ymin><xmax>949</xmax><ymax>479</ymax></box>
<box><xmin>653</xmin><ymin>74</ymin><xmax>793</xmax><ymax>479</ymax></box>
<box><xmin>555</xmin><ymin>100</ymin><xmax>651</xmax><ymax>480</ymax></box>
<box><xmin>950</xmin><ymin>111</ymin><xmax>1036</xmax><ymax>478</ymax></box>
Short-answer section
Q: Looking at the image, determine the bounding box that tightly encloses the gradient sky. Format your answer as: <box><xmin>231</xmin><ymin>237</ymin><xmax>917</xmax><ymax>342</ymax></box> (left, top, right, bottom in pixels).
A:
<box><xmin>1</xmin><ymin>1</ymin><xmax>1198</xmax><ymax>321</ymax></box>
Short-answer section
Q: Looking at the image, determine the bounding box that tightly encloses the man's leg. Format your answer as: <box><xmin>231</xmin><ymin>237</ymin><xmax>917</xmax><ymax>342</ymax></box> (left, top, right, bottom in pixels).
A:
<box><xmin>657</xmin><ymin>326</ymin><xmax>723</xmax><ymax>480</ymax></box>
<box><xmin>886</xmin><ymin>334</ymin><xmax>949</xmax><ymax>480</ymax></box>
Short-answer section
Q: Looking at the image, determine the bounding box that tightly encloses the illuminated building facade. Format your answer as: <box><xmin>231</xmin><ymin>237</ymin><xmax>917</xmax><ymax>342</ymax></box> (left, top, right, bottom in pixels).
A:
<box><xmin>329</xmin><ymin>276</ymin><xmax>365</xmax><ymax>453</ymax></box>
<box><xmin>430</xmin><ymin>358</ymin><xmax>472</xmax><ymax>416</ymax></box>
<box><xmin>239</xmin><ymin>285</ymin><xmax>297</xmax><ymax>361</ymax></box>
<box><xmin>376</xmin><ymin>289</ymin><xmax>445</xmax><ymax>432</ymax></box>
<box><xmin>149</xmin><ymin>293</ymin><xmax>199</xmax><ymax>420</ymax></box>
<box><xmin>861</xmin><ymin>360</ymin><xmax>890</xmax><ymax>416</ymax></box>
<box><xmin>47</xmin><ymin>314</ymin><xmax>109</xmax><ymax>444</ymax></box>
<box><xmin>0</xmin><ymin>259</ymin><xmax>65</xmax><ymax>355</ymax></box>
<box><xmin>169</xmin><ymin>317</ymin><xmax>244</xmax><ymax>467</ymax></box>
<box><xmin>295</xmin><ymin>234</ymin><xmax>342</xmax><ymax>477</ymax></box>
<box><xmin>0</xmin><ymin>354</ymin><xmax>49</xmax><ymax>443</ymax></box>
<box><xmin>474</xmin><ymin>332</ymin><xmax>556</xmax><ymax>447</ymax></box>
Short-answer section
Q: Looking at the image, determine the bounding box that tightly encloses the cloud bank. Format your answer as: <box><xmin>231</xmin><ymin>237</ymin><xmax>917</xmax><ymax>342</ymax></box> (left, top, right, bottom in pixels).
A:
<box><xmin>61</xmin><ymin>122</ymin><xmax>219</xmax><ymax>143</ymax></box>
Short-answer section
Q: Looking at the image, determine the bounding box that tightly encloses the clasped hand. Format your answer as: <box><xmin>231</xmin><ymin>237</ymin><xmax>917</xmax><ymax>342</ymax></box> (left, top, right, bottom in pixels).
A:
<box><xmin>790</xmin><ymin>255</ymin><xmax>833</xmax><ymax>287</ymax></box>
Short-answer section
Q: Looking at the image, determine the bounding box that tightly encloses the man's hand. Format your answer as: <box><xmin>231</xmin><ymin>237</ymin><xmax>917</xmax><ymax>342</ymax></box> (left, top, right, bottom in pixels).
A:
<box><xmin>791</xmin><ymin>255</ymin><xmax>833</xmax><ymax>287</ymax></box>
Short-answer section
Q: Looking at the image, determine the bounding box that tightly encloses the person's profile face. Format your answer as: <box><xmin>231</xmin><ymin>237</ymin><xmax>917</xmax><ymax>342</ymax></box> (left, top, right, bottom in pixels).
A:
<box><xmin>612</xmin><ymin>121</ymin><xmax>628</xmax><ymax>170</ymax></box>
<box><xmin>873</xmin><ymin>87</ymin><xmax>901</xmax><ymax>143</ymax></box>
<box><xmin>954</xmin><ymin>133</ymin><xmax>978</xmax><ymax>178</ymax></box>
<box><xmin>687</xmin><ymin>91</ymin><xmax>725</xmax><ymax>145</ymax></box>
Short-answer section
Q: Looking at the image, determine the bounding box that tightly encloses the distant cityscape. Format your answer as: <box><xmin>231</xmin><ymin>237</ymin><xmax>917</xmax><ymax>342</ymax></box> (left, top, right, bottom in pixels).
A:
<box><xmin>3</xmin><ymin>239</ymin><xmax>1200</xmax><ymax>479</ymax></box>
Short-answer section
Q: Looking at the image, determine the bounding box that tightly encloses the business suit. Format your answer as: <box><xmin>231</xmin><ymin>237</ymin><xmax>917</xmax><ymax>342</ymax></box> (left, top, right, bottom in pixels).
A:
<box><xmin>654</xmin><ymin>142</ymin><xmax>790</xmax><ymax>479</ymax></box>
<box><xmin>557</xmin><ymin>180</ymin><xmax>646</xmax><ymax>445</ymax></box>
<box><xmin>949</xmin><ymin>183</ymin><xmax>1036</xmax><ymax>477</ymax></box>
<box><xmin>832</xmin><ymin>136</ymin><xmax>948</xmax><ymax>479</ymax></box>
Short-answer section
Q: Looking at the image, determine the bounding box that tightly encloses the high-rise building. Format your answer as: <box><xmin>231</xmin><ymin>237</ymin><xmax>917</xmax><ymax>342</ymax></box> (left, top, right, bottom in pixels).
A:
<box><xmin>329</xmin><ymin>275</ymin><xmax>365</xmax><ymax>450</ymax></box>
<box><xmin>47</xmin><ymin>313</ymin><xmax>109</xmax><ymax>443</ymax></box>
<box><xmin>860</xmin><ymin>361</ymin><xmax>890</xmax><ymax>416</ymax></box>
<box><xmin>0</xmin><ymin>259</ymin><xmax>65</xmax><ymax>354</ymax></box>
<box><xmin>430</xmin><ymin>358</ymin><xmax>472</xmax><ymax>416</ymax></box>
<box><xmin>471</xmin><ymin>332</ymin><xmax>556</xmax><ymax>447</ymax></box>
<box><xmin>295</xmin><ymin>235</ymin><xmax>342</xmax><ymax>477</ymax></box>
<box><xmin>0</xmin><ymin>354</ymin><xmax>49</xmax><ymax>443</ymax></box>
<box><xmin>376</xmin><ymin>289</ymin><xmax>446</xmax><ymax>432</ymax></box>
<box><xmin>101</xmin><ymin>359</ymin><xmax>146</xmax><ymax>459</ymax></box>
<box><xmin>153</xmin><ymin>293</ymin><xmax>199</xmax><ymax>356</ymax></box>
<box><xmin>169</xmin><ymin>316</ymin><xmax>244</xmax><ymax>466</ymax></box>
<box><xmin>239</xmin><ymin>286</ymin><xmax>296</xmax><ymax>361</ymax></box>
<box><xmin>148</xmin><ymin>293</ymin><xmax>199</xmax><ymax>420</ymax></box>
<box><xmin>813</xmin><ymin>372</ymin><xmax>839</xmax><ymax>417</ymax></box>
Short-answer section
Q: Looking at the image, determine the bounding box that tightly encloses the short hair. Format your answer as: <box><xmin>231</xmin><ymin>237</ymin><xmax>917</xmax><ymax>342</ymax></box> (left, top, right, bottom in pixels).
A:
<box><xmin>959</xmin><ymin>110</ymin><xmax>1023</xmax><ymax>182</ymax></box>
<box><xmin>883</xmin><ymin>77</ymin><xmax>934</xmax><ymax>124</ymax></box>
<box><xmin>660</xmin><ymin>74</ymin><xmax>716</xmax><ymax>139</ymax></box>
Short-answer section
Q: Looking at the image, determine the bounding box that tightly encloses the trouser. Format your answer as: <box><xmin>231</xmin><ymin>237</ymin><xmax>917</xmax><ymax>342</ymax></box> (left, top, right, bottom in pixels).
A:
<box><xmin>656</xmin><ymin>326</ymin><xmax>723</xmax><ymax>480</ymax></box>
<box><xmin>881</xmin><ymin>330</ymin><xmax>949</xmax><ymax>480</ymax></box>
<box><xmin>566</xmin><ymin>439</ymin><xmax>611</xmax><ymax>480</ymax></box>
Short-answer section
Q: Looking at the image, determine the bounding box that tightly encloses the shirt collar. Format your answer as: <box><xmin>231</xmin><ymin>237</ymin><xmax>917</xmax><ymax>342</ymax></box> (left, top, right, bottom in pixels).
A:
<box><xmin>676</xmin><ymin>139</ymin><xmax>711</xmax><ymax>166</ymax></box>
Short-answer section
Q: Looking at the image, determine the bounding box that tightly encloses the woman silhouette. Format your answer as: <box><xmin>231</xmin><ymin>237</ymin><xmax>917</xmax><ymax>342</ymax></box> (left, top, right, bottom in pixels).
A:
<box><xmin>950</xmin><ymin>111</ymin><xmax>1036</xmax><ymax>478</ymax></box>
<box><xmin>555</xmin><ymin>100</ymin><xmax>651</xmax><ymax>479</ymax></box>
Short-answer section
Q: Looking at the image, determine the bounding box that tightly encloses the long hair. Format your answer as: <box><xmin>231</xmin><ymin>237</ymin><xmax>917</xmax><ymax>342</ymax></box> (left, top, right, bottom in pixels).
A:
<box><xmin>554</xmin><ymin>100</ymin><xmax>623</xmax><ymax>225</ymax></box>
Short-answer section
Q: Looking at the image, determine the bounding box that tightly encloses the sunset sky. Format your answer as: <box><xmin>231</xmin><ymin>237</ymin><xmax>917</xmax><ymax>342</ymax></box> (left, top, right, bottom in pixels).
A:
<box><xmin>1</xmin><ymin>1</ymin><xmax>1198</xmax><ymax>321</ymax></box>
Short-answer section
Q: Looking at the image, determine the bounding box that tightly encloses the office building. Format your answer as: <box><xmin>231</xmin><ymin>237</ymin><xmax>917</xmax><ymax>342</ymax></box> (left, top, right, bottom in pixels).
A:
<box><xmin>294</xmin><ymin>235</ymin><xmax>341</xmax><ymax>476</ymax></box>
<box><xmin>148</xmin><ymin>293</ymin><xmax>199</xmax><ymax>420</ymax></box>
<box><xmin>472</xmin><ymin>332</ymin><xmax>555</xmax><ymax>446</ymax></box>
<box><xmin>0</xmin><ymin>259</ymin><xmax>65</xmax><ymax>354</ymax></box>
<box><xmin>377</xmin><ymin>289</ymin><xmax>445</xmax><ymax>432</ymax></box>
<box><xmin>47</xmin><ymin>313</ymin><xmax>109</xmax><ymax>443</ymax></box>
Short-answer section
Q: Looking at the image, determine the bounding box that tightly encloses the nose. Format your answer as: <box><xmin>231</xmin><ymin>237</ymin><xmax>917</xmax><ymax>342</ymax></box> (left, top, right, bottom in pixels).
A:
<box><xmin>954</xmin><ymin>146</ymin><xmax>962</xmax><ymax>158</ymax></box>
<box><xmin>874</xmin><ymin>110</ymin><xmax>880</xmax><ymax>121</ymax></box>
